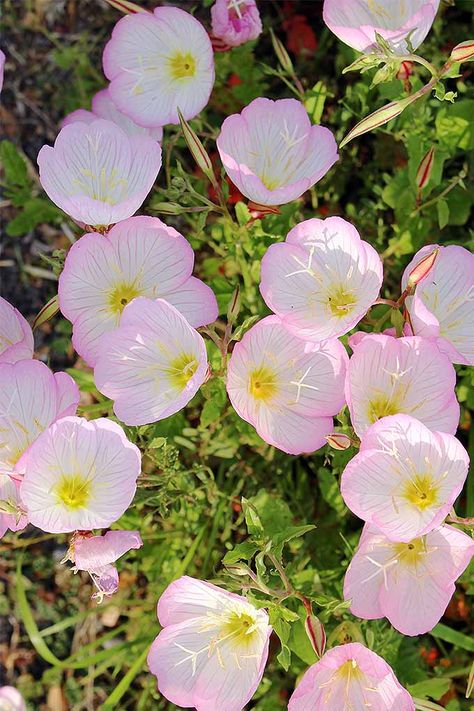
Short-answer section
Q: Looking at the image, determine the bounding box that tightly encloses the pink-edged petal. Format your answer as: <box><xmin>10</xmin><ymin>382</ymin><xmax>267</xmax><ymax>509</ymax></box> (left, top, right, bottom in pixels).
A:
<box><xmin>164</xmin><ymin>276</ymin><xmax>218</xmax><ymax>328</ymax></box>
<box><xmin>74</xmin><ymin>530</ymin><xmax>143</xmax><ymax>571</ymax></box>
<box><xmin>0</xmin><ymin>297</ymin><xmax>34</xmax><ymax>364</ymax></box>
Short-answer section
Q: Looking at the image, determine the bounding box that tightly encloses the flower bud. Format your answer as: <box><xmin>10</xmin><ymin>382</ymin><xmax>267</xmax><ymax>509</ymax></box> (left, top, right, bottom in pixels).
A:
<box><xmin>177</xmin><ymin>108</ymin><xmax>217</xmax><ymax>188</ymax></box>
<box><xmin>396</xmin><ymin>60</ymin><xmax>414</xmax><ymax>81</ymax></box>
<box><xmin>104</xmin><ymin>0</ymin><xmax>149</xmax><ymax>13</ymax></box>
<box><xmin>340</xmin><ymin>95</ymin><xmax>416</xmax><ymax>148</ymax></box>
<box><xmin>247</xmin><ymin>201</ymin><xmax>281</xmax><ymax>216</ymax></box>
<box><xmin>270</xmin><ymin>29</ymin><xmax>294</xmax><ymax>74</ymax></box>
<box><xmin>449</xmin><ymin>40</ymin><xmax>474</xmax><ymax>64</ymax></box>
<box><xmin>305</xmin><ymin>614</ymin><xmax>326</xmax><ymax>658</ymax></box>
<box><xmin>325</xmin><ymin>433</ymin><xmax>352</xmax><ymax>451</ymax></box>
<box><xmin>407</xmin><ymin>248</ymin><xmax>439</xmax><ymax>289</ymax></box>
<box><xmin>33</xmin><ymin>294</ymin><xmax>59</xmax><ymax>330</ymax></box>
<box><xmin>226</xmin><ymin>286</ymin><xmax>241</xmax><ymax>326</ymax></box>
<box><xmin>416</xmin><ymin>146</ymin><xmax>435</xmax><ymax>191</ymax></box>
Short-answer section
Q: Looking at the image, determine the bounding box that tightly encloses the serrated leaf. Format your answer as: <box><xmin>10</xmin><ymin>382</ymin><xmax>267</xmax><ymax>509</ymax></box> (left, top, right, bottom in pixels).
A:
<box><xmin>222</xmin><ymin>541</ymin><xmax>259</xmax><ymax>565</ymax></box>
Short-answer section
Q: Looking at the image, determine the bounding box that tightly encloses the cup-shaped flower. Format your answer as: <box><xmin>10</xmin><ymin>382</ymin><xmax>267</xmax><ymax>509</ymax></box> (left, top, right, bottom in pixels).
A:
<box><xmin>344</xmin><ymin>523</ymin><xmax>474</xmax><ymax>636</ymax></box>
<box><xmin>58</xmin><ymin>216</ymin><xmax>217</xmax><ymax>367</ymax></box>
<box><xmin>260</xmin><ymin>217</ymin><xmax>383</xmax><ymax>342</ymax></box>
<box><xmin>0</xmin><ymin>475</ymin><xmax>28</xmax><ymax>539</ymax></box>
<box><xmin>216</xmin><ymin>98</ymin><xmax>338</xmax><ymax>206</ymax></box>
<box><xmin>103</xmin><ymin>7</ymin><xmax>214</xmax><ymax>127</ymax></box>
<box><xmin>323</xmin><ymin>0</ymin><xmax>440</xmax><ymax>55</ymax></box>
<box><xmin>37</xmin><ymin>119</ymin><xmax>162</xmax><ymax>228</ymax></box>
<box><xmin>20</xmin><ymin>417</ymin><xmax>141</xmax><ymax>533</ymax></box>
<box><xmin>211</xmin><ymin>0</ymin><xmax>262</xmax><ymax>48</ymax></box>
<box><xmin>0</xmin><ymin>297</ymin><xmax>34</xmax><ymax>364</ymax></box>
<box><xmin>226</xmin><ymin>316</ymin><xmax>347</xmax><ymax>455</ymax></box>
<box><xmin>0</xmin><ymin>359</ymin><xmax>79</xmax><ymax>476</ymax></box>
<box><xmin>0</xmin><ymin>686</ymin><xmax>26</xmax><ymax>711</ymax></box>
<box><xmin>288</xmin><ymin>642</ymin><xmax>414</xmax><ymax>710</ymax></box>
<box><xmin>147</xmin><ymin>576</ymin><xmax>272</xmax><ymax>711</ymax></box>
<box><xmin>345</xmin><ymin>333</ymin><xmax>459</xmax><ymax>437</ymax></box>
<box><xmin>341</xmin><ymin>415</ymin><xmax>468</xmax><ymax>542</ymax></box>
<box><xmin>402</xmin><ymin>244</ymin><xmax>474</xmax><ymax>366</ymax></box>
<box><xmin>62</xmin><ymin>87</ymin><xmax>163</xmax><ymax>141</ymax></box>
<box><xmin>68</xmin><ymin>530</ymin><xmax>142</xmax><ymax>601</ymax></box>
<box><xmin>94</xmin><ymin>298</ymin><xmax>209</xmax><ymax>426</ymax></box>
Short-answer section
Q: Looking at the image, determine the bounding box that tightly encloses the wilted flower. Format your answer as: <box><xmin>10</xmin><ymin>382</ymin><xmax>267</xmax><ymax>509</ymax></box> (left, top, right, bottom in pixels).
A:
<box><xmin>0</xmin><ymin>686</ymin><xmax>26</xmax><ymax>711</ymax></box>
<box><xmin>65</xmin><ymin>530</ymin><xmax>143</xmax><ymax>602</ymax></box>
<box><xmin>226</xmin><ymin>315</ymin><xmax>348</xmax><ymax>455</ymax></box>
<box><xmin>323</xmin><ymin>0</ymin><xmax>440</xmax><ymax>54</ymax></box>
<box><xmin>402</xmin><ymin>244</ymin><xmax>474</xmax><ymax>366</ymax></box>
<box><xmin>211</xmin><ymin>0</ymin><xmax>262</xmax><ymax>48</ymax></box>
<box><xmin>260</xmin><ymin>217</ymin><xmax>383</xmax><ymax>342</ymax></box>
<box><xmin>341</xmin><ymin>414</ymin><xmax>468</xmax><ymax>542</ymax></box>
<box><xmin>20</xmin><ymin>417</ymin><xmax>141</xmax><ymax>533</ymax></box>
<box><xmin>288</xmin><ymin>642</ymin><xmax>414</xmax><ymax>710</ymax></box>
<box><xmin>147</xmin><ymin>576</ymin><xmax>272</xmax><ymax>711</ymax></box>
<box><xmin>345</xmin><ymin>333</ymin><xmax>459</xmax><ymax>437</ymax></box>
<box><xmin>94</xmin><ymin>298</ymin><xmax>209</xmax><ymax>426</ymax></box>
<box><xmin>0</xmin><ymin>359</ymin><xmax>79</xmax><ymax>476</ymax></box>
<box><xmin>58</xmin><ymin>216</ymin><xmax>217</xmax><ymax>366</ymax></box>
<box><xmin>103</xmin><ymin>7</ymin><xmax>214</xmax><ymax>126</ymax></box>
<box><xmin>62</xmin><ymin>87</ymin><xmax>163</xmax><ymax>141</ymax></box>
<box><xmin>216</xmin><ymin>98</ymin><xmax>338</xmax><ymax>206</ymax></box>
<box><xmin>344</xmin><ymin>523</ymin><xmax>474</xmax><ymax>636</ymax></box>
<box><xmin>37</xmin><ymin>119</ymin><xmax>161</xmax><ymax>228</ymax></box>
<box><xmin>0</xmin><ymin>297</ymin><xmax>34</xmax><ymax>364</ymax></box>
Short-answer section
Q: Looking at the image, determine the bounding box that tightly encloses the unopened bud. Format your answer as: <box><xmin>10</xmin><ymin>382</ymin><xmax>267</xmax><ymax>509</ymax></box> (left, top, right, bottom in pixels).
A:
<box><xmin>33</xmin><ymin>294</ymin><xmax>59</xmax><ymax>330</ymax></box>
<box><xmin>407</xmin><ymin>248</ymin><xmax>439</xmax><ymax>288</ymax></box>
<box><xmin>450</xmin><ymin>40</ymin><xmax>474</xmax><ymax>64</ymax></box>
<box><xmin>340</xmin><ymin>95</ymin><xmax>416</xmax><ymax>148</ymax></box>
<box><xmin>177</xmin><ymin>108</ymin><xmax>217</xmax><ymax>188</ymax></box>
<box><xmin>305</xmin><ymin>614</ymin><xmax>326</xmax><ymax>658</ymax></box>
<box><xmin>270</xmin><ymin>29</ymin><xmax>294</xmax><ymax>74</ymax></box>
<box><xmin>325</xmin><ymin>433</ymin><xmax>352</xmax><ymax>451</ymax></box>
<box><xmin>152</xmin><ymin>202</ymin><xmax>188</xmax><ymax>216</ymax></box>
<box><xmin>416</xmin><ymin>146</ymin><xmax>435</xmax><ymax>191</ymax></box>
<box><xmin>225</xmin><ymin>563</ymin><xmax>253</xmax><ymax>577</ymax></box>
<box><xmin>396</xmin><ymin>60</ymin><xmax>414</xmax><ymax>81</ymax></box>
<box><xmin>226</xmin><ymin>286</ymin><xmax>241</xmax><ymax>326</ymax></box>
<box><xmin>104</xmin><ymin>0</ymin><xmax>149</xmax><ymax>13</ymax></box>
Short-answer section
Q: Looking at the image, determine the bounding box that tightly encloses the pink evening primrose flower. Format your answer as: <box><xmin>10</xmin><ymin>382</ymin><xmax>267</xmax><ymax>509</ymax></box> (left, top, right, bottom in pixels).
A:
<box><xmin>345</xmin><ymin>332</ymin><xmax>460</xmax><ymax>438</ymax></box>
<box><xmin>344</xmin><ymin>523</ymin><xmax>474</xmax><ymax>636</ymax></box>
<box><xmin>58</xmin><ymin>216</ymin><xmax>217</xmax><ymax>367</ymax></box>
<box><xmin>62</xmin><ymin>87</ymin><xmax>163</xmax><ymax>142</ymax></box>
<box><xmin>0</xmin><ymin>359</ymin><xmax>79</xmax><ymax>477</ymax></box>
<box><xmin>211</xmin><ymin>0</ymin><xmax>262</xmax><ymax>48</ymax></box>
<box><xmin>0</xmin><ymin>475</ymin><xmax>28</xmax><ymax>539</ymax></box>
<box><xmin>341</xmin><ymin>414</ymin><xmax>468</xmax><ymax>542</ymax></box>
<box><xmin>216</xmin><ymin>98</ymin><xmax>338</xmax><ymax>206</ymax></box>
<box><xmin>402</xmin><ymin>244</ymin><xmax>474</xmax><ymax>366</ymax></box>
<box><xmin>94</xmin><ymin>298</ymin><xmax>209</xmax><ymax>427</ymax></box>
<box><xmin>323</xmin><ymin>0</ymin><xmax>440</xmax><ymax>55</ymax></box>
<box><xmin>147</xmin><ymin>576</ymin><xmax>272</xmax><ymax>711</ymax></box>
<box><xmin>226</xmin><ymin>315</ymin><xmax>348</xmax><ymax>455</ymax></box>
<box><xmin>0</xmin><ymin>297</ymin><xmax>34</xmax><ymax>364</ymax></box>
<box><xmin>260</xmin><ymin>217</ymin><xmax>383</xmax><ymax>342</ymax></box>
<box><xmin>103</xmin><ymin>7</ymin><xmax>214</xmax><ymax>127</ymax></box>
<box><xmin>0</xmin><ymin>686</ymin><xmax>26</xmax><ymax>711</ymax></box>
<box><xmin>0</xmin><ymin>50</ymin><xmax>5</xmax><ymax>93</ymax></box>
<box><xmin>288</xmin><ymin>642</ymin><xmax>414</xmax><ymax>711</ymax></box>
<box><xmin>65</xmin><ymin>530</ymin><xmax>143</xmax><ymax>602</ymax></box>
<box><xmin>19</xmin><ymin>417</ymin><xmax>141</xmax><ymax>534</ymax></box>
<box><xmin>37</xmin><ymin>119</ymin><xmax>162</xmax><ymax>228</ymax></box>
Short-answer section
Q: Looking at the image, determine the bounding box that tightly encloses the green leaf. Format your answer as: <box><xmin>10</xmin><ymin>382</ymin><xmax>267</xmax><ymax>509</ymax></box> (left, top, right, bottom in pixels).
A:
<box><xmin>200</xmin><ymin>399</ymin><xmax>224</xmax><ymax>428</ymax></box>
<box><xmin>304</xmin><ymin>81</ymin><xmax>327</xmax><ymax>124</ymax></box>
<box><xmin>408</xmin><ymin>678</ymin><xmax>451</xmax><ymax>700</ymax></box>
<box><xmin>437</xmin><ymin>199</ymin><xmax>449</xmax><ymax>229</ymax></box>
<box><xmin>436</xmin><ymin>100</ymin><xmax>474</xmax><ymax>151</ymax></box>
<box><xmin>430</xmin><ymin>623</ymin><xmax>474</xmax><ymax>651</ymax></box>
<box><xmin>102</xmin><ymin>644</ymin><xmax>150</xmax><ymax>709</ymax></box>
<box><xmin>222</xmin><ymin>541</ymin><xmax>259</xmax><ymax>565</ymax></box>
<box><xmin>317</xmin><ymin>468</ymin><xmax>346</xmax><ymax>514</ymax></box>
<box><xmin>6</xmin><ymin>198</ymin><xmax>62</xmax><ymax>237</ymax></box>
<box><xmin>241</xmin><ymin>497</ymin><xmax>265</xmax><ymax>537</ymax></box>
<box><xmin>235</xmin><ymin>201</ymin><xmax>251</xmax><ymax>226</ymax></box>
<box><xmin>270</xmin><ymin>524</ymin><xmax>316</xmax><ymax>549</ymax></box>
<box><xmin>0</xmin><ymin>140</ymin><xmax>29</xmax><ymax>187</ymax></box>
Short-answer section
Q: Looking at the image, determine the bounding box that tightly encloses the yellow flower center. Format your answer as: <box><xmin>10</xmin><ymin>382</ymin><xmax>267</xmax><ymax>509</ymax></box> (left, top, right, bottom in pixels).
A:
<box><xmin>249</xmin><ymin>366</ymin><xmax>277</xmax><ymax>402</ymax></box>
<box><xmin>220</xmin><ymin>610</ymin><xmax>259</xmax><ymax>648</ymax></box>
<box><xmin>367</xmin><ymin>395</ymin><xmax>401</xmax><ymax>424</ymax></box>
<box><xmin>394</xmin><ymin>537</ymin><xmax>426</xmax><ymax>565</ymax></box>
<box><xmin>166</xmin><ymin>352</ymin><xmax>198</xmax><ymax>389</ymax></box>
<box><xmin>336</xmin><ymin>659</ymin><xmax>364</xmax><ymax>682</ymax></box>
<box><xmin>56</xmin><ymin>474</ymin><xmax>91</xmax><ymax>510</ymax></box>
<box><xmin>169</xmin><ymin>52</ymin><xmax>196</xmax><ymax>80</ymax></box>
<box><xmin>403</xmin><ymin>474</ymin><xmax>439</xmax><ymax>511</ymax></box>
<box><xmin>108</xmin><ymin>282</ymin><xmax>142</xmax><ymax>315</ymax></box>
<box><xmin>327</xmin><ymin>284</ymin><xmax>356</xmax><ymax>318</ymax></box>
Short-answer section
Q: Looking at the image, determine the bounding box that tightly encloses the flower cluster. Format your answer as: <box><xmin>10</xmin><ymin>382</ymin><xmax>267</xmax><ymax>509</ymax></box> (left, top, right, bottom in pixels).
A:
<box><xmin>3</xmin><ymin>0</ymin><xmax>473</xmax><ymax>708</ymax></box>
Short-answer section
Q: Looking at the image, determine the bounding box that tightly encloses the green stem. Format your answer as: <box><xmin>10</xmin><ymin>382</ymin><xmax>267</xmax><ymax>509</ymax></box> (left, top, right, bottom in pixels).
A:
<box><xmin>411</xmin><ymin>171</ymin><xmax>466</xmax><ymax>216</ymax></box>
